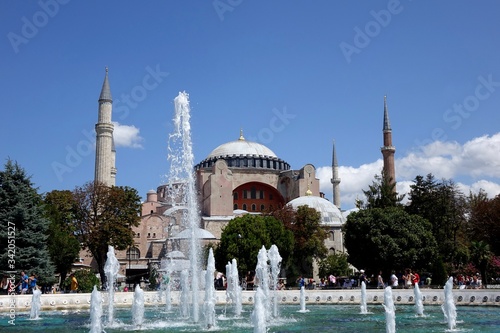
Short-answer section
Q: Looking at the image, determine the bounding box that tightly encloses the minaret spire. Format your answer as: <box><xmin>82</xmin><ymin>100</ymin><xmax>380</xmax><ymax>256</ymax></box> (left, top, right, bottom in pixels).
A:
<box><xmin>95</xmin><ymin>67</ymin><xmax>116</xmax><ymax>186</ymax></box>
<box><xmin>330</xmin><ymin>140</ymin><xmax>341</xmax><ymax>209</ymax></box>
<box><xmin>381</xmin><ymin>95</ymin><xmax>396</xmax><ymax>188</ymax></box>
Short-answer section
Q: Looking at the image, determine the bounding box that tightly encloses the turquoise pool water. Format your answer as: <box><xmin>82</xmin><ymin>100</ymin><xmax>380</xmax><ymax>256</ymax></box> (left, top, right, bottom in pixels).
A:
<box><xmin>2</xmin><ymin>304</ymin><xmax>499</xmax><ymax>332</ymax></box>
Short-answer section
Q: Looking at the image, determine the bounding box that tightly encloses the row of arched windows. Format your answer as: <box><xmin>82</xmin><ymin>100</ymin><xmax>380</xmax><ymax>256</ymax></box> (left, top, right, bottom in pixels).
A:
<box><xmin>234</xmin><ymin>203</ymin><xmax>274</xmax><ymax>212</ymax></box>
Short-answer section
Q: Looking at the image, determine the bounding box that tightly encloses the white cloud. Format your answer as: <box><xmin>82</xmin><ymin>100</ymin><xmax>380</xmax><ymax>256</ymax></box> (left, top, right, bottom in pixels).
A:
<box><xmin>113</xmin><ymin>122</ymin><xmax>144</xmax><ymax>148</ymax></box>
<box><xmin>316</xmin><ymin>133</ymin><xmax>500</xmax><ymax>210</ymax></box>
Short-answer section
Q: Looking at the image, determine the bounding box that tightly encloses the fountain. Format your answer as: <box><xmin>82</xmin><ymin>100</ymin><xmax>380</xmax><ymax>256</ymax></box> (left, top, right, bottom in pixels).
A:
<box><xmin>255</xmin><ymin>246</ymin><xmax>271</xmax><ymax>321</ymax></box>
<box><xmin>89</xmin><ymin>285</ymin><xmax>103</xmax><ymax>333</ymax></box>
<box><xmin>442</xmin><ymin>276</ymin><xmax>457</xmax><ymax>330</ymax></box>
<box><xmin>413</xmin><ymin>283</ymin><xmax>424</xmax><ymax>316</ymax></box>
<box><xmin>168</xmin><ymin>91</ymin><xmax>202</xmax><ymax>323</ymax></box>
<box><xmin>179</xmin><ymin>269</ymin><xmax>190</xmax><ymax>318</ymax></box>
<box><xmin>203</xmin><ymin>248</ymin><xmax>217</xmax><ymax>328</ymax></box>
<box><xmin>383</xmin><ymin>286</ymin><xmax>396</xmax><ymax>333</ymax></box>
<box><xmin>226</xmin><ymin>258</ymin><xmax>242</xmax><ymax>316</ymax></box>
<box><xmin>360</xmin><ymin>281</ymin><xmax>368</xmax><ymax>314</ymax></box>
<box><xmin>299</xmin><ymin>286</ymin><xmax>307</xmax><ymax>312</ymax></box>
<box><xmin>268</xmin><ymin>244</ymin><xmax>282</xmax><ymax>318</ymax></box>
<box><xmin>131</xmin><ymin>285</ymin><xmax>144</xmax><ymax>327</ymax></box>
<box><xmin>29</xmin><ymin>289</ymin><xmax>41</xmax><ymax>320</ymax></box>
<box><xmin>252</xmin><ymin>287</ymin><xmax>267</xmax><ymax>333</ymax></box>
<box><xmin>104</xmin><ymin>245</ymin><xmax>119</xmax><ymax>326</ymax></box>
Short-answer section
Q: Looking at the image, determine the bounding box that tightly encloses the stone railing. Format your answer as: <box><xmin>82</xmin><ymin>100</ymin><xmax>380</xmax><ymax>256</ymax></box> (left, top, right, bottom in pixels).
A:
<box><xmin>1</xmin><ymin>288</ymin><xmax>499</xmax><ymax>313</ymax></box>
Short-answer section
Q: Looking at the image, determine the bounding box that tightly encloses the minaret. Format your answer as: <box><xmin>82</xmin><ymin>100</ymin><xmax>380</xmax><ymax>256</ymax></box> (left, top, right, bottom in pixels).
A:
<box><xmin>381</xmin><ymin>96</ymin><xmax>396</xmax><ymax>187</ymax></box>
<box><xmin>94</xmin><ymin>67</ymin><xmax>115</xmax><ymax>186</ymax></box>
<box><xmin>330</xmin><ymin>140</ymin><xmax>341</xmax><ymax>209</ymax></box>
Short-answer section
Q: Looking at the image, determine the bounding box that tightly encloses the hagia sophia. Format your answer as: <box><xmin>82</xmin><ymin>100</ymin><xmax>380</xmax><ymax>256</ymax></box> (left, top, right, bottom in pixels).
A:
<box><xmin>79</xmin><ymin>69</ymin><xmax>396</xmax><ymax>285</ymax></box>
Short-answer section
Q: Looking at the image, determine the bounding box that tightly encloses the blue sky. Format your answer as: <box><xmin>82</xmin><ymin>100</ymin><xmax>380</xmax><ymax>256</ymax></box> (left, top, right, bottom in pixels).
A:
<box><xmin>1</xmin><ymin>1</ymin><xmax>499</xmax><ymax>210</ymax></box>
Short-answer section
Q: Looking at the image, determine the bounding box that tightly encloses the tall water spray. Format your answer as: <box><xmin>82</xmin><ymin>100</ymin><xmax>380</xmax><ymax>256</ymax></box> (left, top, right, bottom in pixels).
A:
<box><xmin>180</xmin><ymin>269</ymin><xmax>190</xmax><ymax>318</ymax></box>
<box><xmin>268</xmin><ymin>245</ymin><xmax>282</xmax><ymax>318</ymax></box>
<box><xmin>89</xmin><ymin>286</ymin><xmax>103</xmax><ymax>333</ymax></box>
<box><xmin>163</xmin><ymin>268</ymin><xmax>172</xmax><ymax>311</ymax></box>
<box><xmin>360</xmin><ymin>281</ymin><xmax>368</xmax><ymax>314</ymax></box>
<box><xmin>226</xmin><ymin>258</ymin><xmax>242</xmax><ymax>316</ymax></box>
<box><xmin>383</xmin><ymin>286</ymin><xmax>396</xmax><ymax>333</ymax></box>
<box><xmin>255</xmin><ymin>246</ymin><xmax>270</xmax><ymax>321</ymax></box>
<box><xmin>414</xmin><ymin>282</ymin><xmax>424</xmax><ymax>316</ymax></box>
<box><xmin>132</xmin><ymin>285</ymin><xmax>145</xmax><ymax>327</ymax></box>
<box><xmin>252</xmin><ymin>287</ymin><xmax>267</xmax><ymax>333</ymax></box>
<box><xmin>104</xmin><ymin>245</ymin><xmax>119</xmax><ymax>325</ymax></box>
<box><xmin>299</xmin><ymin>286</ymin><xmax>306</xmax><ymax>312</ymax></box>
<box><xmin>442</xmin><ymin>276</ymin><xmax>457</xmax><ymax>330</ymax></box>
<box><xmin>168</xmin><ymin>91</ymin><xmax>202</xmax><ymax>323</ymax></box>
<box><xmin>29</xmin><ymin>288</ymin><xmax>41</xmax><ymax>319</ymax></box>
<box><xmin>203</xmin><ymin>248</ymin><xmax>217</xmax><ymax>328</ymax></box>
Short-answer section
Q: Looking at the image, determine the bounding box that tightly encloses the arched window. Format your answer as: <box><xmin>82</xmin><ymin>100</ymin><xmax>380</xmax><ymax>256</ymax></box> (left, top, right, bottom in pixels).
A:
<box><xmin>260</xmin><ymin>204</ymin><xmax>265</xmax><ymax>211</ymax></box>
<box><xmin>234</xmin><ymin>203</ymin><xmax>238</xmax><ymax>210</ymax></box>
<box><xmin>329</xmin><ymin>231</ymin><xmax>334</xmax><ymax>241</ymax></box>
<box><xmin>233</xmin><ymin>192</ymin><xmax>238</xmax><ymax>200</ymax></box>
<box><xmin>126</xmin><ymin>247</ymin><xmax>140</xmax><ymax>260</ymax></box>
<box><xmin>251</xmin><ymin>204</ymin><xmax>256</xmax><ymax>211</ymax></box>
<box><xmin>329</xmin><ymin>248</ymin><xmax>336</xmax><ymax>255</ymax></box>
<box><xmin>242</xmin><ymin>204</ymin><xmax>247</xmax><ymax>211</ymax></box>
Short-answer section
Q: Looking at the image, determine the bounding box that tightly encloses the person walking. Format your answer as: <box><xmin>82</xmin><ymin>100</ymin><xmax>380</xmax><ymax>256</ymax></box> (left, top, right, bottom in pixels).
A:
<box><xmin>70</xmin><ymin>273</ymin><xmax>78</xmax><ymax>293</ymax></box>
<box><xmin>377</xmin><ymin>271</ymin><xmax>385</xmax><ymax>289</ymax></box>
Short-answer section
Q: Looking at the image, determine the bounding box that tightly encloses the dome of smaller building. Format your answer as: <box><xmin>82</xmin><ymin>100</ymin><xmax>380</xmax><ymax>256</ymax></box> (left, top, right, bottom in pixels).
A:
<box><xmin>287</xmin><ymin>196</ymin><xmax>345</xmax><ymax>226</ymax></box>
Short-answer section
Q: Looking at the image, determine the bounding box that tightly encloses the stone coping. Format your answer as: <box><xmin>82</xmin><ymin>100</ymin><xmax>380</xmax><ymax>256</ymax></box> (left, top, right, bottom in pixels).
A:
<box><xmin>1</xmin><ymin>289</ymin><xmax>499</xmax><ymax>312</ymax></box>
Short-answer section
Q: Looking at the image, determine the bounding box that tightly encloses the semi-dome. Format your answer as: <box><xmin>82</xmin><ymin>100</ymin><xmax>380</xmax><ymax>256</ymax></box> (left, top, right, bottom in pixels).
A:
<box><xmin>287</xmin><ymin>195</ymin><xmax>345</xmax><ymax>226</ymax></box>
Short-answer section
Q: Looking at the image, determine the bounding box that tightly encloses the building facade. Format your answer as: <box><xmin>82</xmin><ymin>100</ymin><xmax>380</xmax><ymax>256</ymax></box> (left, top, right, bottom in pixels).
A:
<box><xmin>83</xmin><ymin>72</ymin><xmax>395</xmax><ymax>286</ymax></box>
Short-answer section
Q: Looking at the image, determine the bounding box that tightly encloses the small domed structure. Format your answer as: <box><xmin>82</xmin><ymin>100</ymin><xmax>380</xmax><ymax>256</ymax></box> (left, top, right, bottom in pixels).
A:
<box><xmin>287</xmin><ymin>195</ymin><xmax>345</xmax><ymax>226</ymax></box>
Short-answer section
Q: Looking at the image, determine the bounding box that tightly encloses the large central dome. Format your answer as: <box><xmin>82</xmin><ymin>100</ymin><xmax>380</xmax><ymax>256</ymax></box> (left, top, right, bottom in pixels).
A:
<box><xmin>207</xmin><ymin>138</ymin><xmax>277</xmax><ymax>159</ymax></box>
<box><xmin>195</xmin><ymin>131</ymin><xmax>290</xmax><ymax>171</ymax></box>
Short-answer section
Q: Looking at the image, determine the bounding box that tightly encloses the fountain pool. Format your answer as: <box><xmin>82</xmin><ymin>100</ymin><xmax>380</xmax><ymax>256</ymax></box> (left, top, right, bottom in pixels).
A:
<box><xmin>2</xmin><ymin>303</ymin><xmax>500</xmax><ymax>332</ymax></box>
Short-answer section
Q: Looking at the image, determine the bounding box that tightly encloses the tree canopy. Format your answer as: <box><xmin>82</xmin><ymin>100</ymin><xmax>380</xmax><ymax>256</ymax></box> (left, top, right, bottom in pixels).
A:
<box><xmin>343</xmin><ymin>206</ymin><xmax>438</xmax><ymax>279</ymax></box>
<box><xmin>0</xmin><ymin>160</ymin><xmax>55</xmax><ymax>284</ymax></box>
<box><xmin>270</xmin><ymin>204</ymin><xmax>328</xmax><ymax>278</ymax></box>
<box><xmin>72</xmin><ymin>182</ymin><xmax>141</xmax><ymax>284</ymax></box>
<box><xmin>214</xmin><ymin>214</ymin><xmax>294</xmax><ymax>276</ymax></box>
<box><xmin>43</xmin><ymin>190</ymin><xmax>81</xmax><ymax>283</ymax></box>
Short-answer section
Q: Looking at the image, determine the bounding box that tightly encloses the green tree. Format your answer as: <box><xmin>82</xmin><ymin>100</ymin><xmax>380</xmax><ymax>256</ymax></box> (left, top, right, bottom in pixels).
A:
<box><xmin>61</xmin><ymin>269</ymin><xmax>100</xmax><ymax>293</ymax></box>
<box><xmin>0</xmin><ymin>160</ymin><xmax>55</xmax><ymax>285</ymax></box>
<box><xmin>214</xmin><ymin>214</ymin><xmax>294</xmax><ymax>276</ymax></box>
<box><xmin>343</xmin><ymin>207</ymin><xmax>438</xmax><ymax>278</ymax></box>
<box><xmin>272</xmin><ymin>205</ymin><xmax>328</xmax><ymax>278</ymax></box>
<box><xmin>361</xmin><ymin>171</ymin><xmax>404</xmax><ymax>209</ymax></box>
<box><xmin>72</xmin><ymin>182</ymin><xmax>141</xmax><ymax>285</ymax></box>
<box><xmin>318</xmin><ymin>253</ymin><xmax>350</xmax><ymax>278</ymax></box>
<box><xmin>470</xmin><ymin>240</ymin><xmax>492</xmax><ymax>288</ymax></box>
<box><xmin>468</xmin><ymin>192</ymin><xmax>500</xmax><ymax>256</ymax></box>
<box><xmin>43</xmin><ymin>190</ymin><xmax>81</xmax><ymax>283</ymax></box>
<box><xmin>406</xmin><ymin>174</ymin><xmax>468</xmax><ymax>270</ymax></box>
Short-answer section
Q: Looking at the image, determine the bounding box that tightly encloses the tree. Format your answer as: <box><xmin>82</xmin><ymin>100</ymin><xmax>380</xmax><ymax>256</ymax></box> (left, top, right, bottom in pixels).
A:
<box><xmin>468</xmin><ymin>192</ymin><xmax>500</xmax><ymax>256</ymax></box>
<box><xmin>361</xmin><ymin>171</ymin><xmax>404</xmax><ymax>209</ymax></box>
<box><xmin>406</xmin><ymin>174</ymin><xmax>468</xmax><ymax>270</ymax></box>
<box><xmin>43</xmin><ymin>190</ymin><xmax>81</xmax><ymax>283</ymax></box>
<box><xmin>72</xmin><ymin>182</ymin><xmax>141</xmax><ymax>285</ymax></box>
<box><xmin>61</xmin><ymin>269</ymin><xmax>99</xmax><ymax>293</ymax></box>
<box><xmin>470</xmin><ymin>240</ymin><xmax>492</xmax><ymax>288</ymax></box>
<box><xmin>343</xmin><ymin>207</ymin><xmax>438</xmax><ymax>280</ymax></box>
<box><xmin>214</xmin><ymin>214</ymin><xmax>294</xmax><ymax>276</ymax></box>
<box><xmin>272</xmin><ymin>205</ymin><xmax>328</xmax><ymax>278</ymax></box>
<box><xmin>318</xmin><ymin>253</ymin><xmax>350</xmax><ymax>278</ymax></box>
<box><xmin>0</xmin><ymin>160</ymin><xmax>55</xmax><ymax>284</ymax></box>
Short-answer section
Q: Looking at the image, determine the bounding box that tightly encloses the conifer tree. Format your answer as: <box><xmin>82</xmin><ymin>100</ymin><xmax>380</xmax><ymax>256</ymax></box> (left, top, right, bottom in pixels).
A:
<box><xmin>0</xmin><ymin>160</ymin><xmax>55</xmax><ymax>285</ymax></box>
